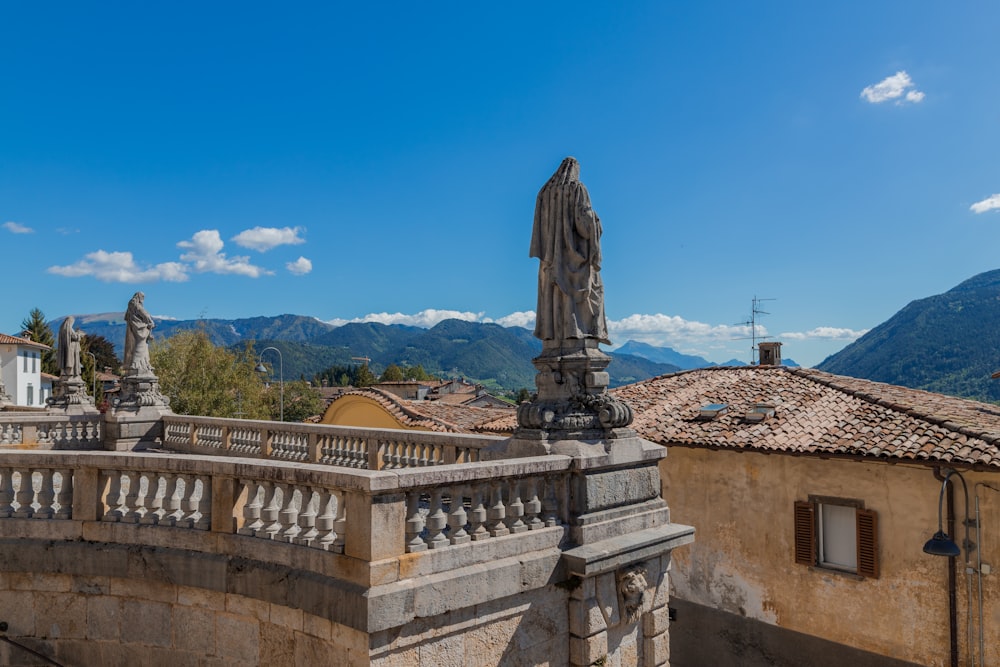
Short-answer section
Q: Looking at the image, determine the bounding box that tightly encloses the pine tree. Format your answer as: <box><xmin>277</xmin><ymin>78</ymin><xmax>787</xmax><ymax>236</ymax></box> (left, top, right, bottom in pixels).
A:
<box><xmin>20</xmin><ymin>308</ymin><xmax>57</xmax><ymax>374</ymax></box>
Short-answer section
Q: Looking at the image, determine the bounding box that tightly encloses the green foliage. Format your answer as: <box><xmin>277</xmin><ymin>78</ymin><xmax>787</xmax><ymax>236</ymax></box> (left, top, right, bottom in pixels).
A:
<box><xmin>151</xmin><ymin>331</ymin><xmax>270</xmax><ymax>419</ymax></box>
<box><xmin>514</xmin><ymin>387</ymin><xmax>532</xmax><ymax>404</ymax></box>
<box><xmin>355</xmin><ymin>363</ymin><xmax>377</xmax><ymax>387</ymax></box>
<box><xmin>380</xmin><ymin>364</ymin><xmax>404</xmax><ymax>382</ymax></box>
<box><xmin>21</xmin><ymin>308</ymin><xmax>57</xmax><ymax>375</ymax></box>
<box><xmin>84</xmin><ymin>334</ymin><xmax>120</xmax><ymax>373</ymax></box>
<box><xmin>403</xmin><ymin>364</ymin><xmax>433</xmax><ymax>381</ymax></box>
<box><xmin>268</xmin><ymin>379</ymin><xmax>324</xmax><ymax>422</ymax></box>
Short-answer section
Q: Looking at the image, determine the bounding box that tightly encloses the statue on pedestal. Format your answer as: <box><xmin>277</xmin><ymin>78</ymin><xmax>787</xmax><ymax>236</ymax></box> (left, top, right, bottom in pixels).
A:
<box><xmin>510</xmin><ymin>157</ymin><xmax>634</xmax><ymax>450</ymax></box>
<box><xmin>58</xmin><ymin>316</ymin><xmax>84</xmax><ymax>380</ymax></box>
<box><xmin>124</xmin><ymin>291</ymin><xmax>155</xmax><ymax>377</ymax></box>
<box><xmin>48</xmin><ymin>315</ymin><xmax>93</xmax><ymax>409</ymax></box>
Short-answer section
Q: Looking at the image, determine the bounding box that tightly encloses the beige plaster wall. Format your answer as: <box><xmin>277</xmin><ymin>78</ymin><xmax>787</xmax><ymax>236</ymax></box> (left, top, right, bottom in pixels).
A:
<box><xmin>661</xmin><ymin>448</ymin><xmax>1000</xmax><ymax>667</ymax></box>
<box><xmin>320</xmin><ymin>395</ymin><xmax>416</xmax><ymax>430</ymax></box>
<box><xmin>0</xmin><ymin>573</ymin><xmax>367</xmax><ymax>666</ymax></box>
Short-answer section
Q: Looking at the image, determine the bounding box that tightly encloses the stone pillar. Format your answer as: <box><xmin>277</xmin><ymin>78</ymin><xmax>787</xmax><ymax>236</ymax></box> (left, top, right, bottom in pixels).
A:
<box><xmin>47</xmin><ymin>375</ymin><xmax>99</xmax><ymax>415</ymax></box>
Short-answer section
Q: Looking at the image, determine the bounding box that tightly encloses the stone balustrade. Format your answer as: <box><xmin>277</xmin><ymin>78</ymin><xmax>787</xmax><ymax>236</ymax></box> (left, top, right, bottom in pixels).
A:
<box><xmin>162</xmin><ymin>414</ymin><xmax>504</xmax><ymax>469</ymax></box>
<box><xmin>0</xmin><ymin>413</ymin><xmax>102</xmax><ymax>448</ymax></box>
<box><xmin>0</xmin><ymin>449</ymin><xmax>571</xmax><ymax>565</ymax></box>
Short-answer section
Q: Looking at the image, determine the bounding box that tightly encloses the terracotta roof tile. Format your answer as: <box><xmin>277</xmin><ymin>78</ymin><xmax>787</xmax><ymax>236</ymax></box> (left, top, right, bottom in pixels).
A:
<box><xmin>330</xmin><ymin>388</ymin><xmax>515</xmax><ymax>434</ymax></box>
<box><xmin>611</xmin><ymin>365</ymin><xmax>1000</xmax><ymax>469</ymax></box>
<box><xmin>0</xmin><ymin>333</ymin><xmax>51</xmax><ymax>350</ymax></box>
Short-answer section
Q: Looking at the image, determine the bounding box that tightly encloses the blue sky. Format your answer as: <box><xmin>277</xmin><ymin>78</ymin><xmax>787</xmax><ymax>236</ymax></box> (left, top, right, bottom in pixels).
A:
<box><xmin>3</xmin><ymin>3</ymin><xmax>1000</xmax><ymax>367</ymax></box>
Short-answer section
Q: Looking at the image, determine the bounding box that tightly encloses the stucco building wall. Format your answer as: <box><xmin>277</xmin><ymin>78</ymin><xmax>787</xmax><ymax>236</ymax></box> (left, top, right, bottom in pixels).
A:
<box><xmin>661</xmin><ymin>447</ymin><xmax>1000</xmax><ymax>667</ymax></box>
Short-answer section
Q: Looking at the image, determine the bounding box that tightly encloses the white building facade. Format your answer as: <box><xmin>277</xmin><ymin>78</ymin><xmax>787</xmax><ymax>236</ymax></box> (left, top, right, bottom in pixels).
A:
<box><xmin>0</xmin><ymin>333</ymin><xmax>52</xmax><ymax>408</ymax></box>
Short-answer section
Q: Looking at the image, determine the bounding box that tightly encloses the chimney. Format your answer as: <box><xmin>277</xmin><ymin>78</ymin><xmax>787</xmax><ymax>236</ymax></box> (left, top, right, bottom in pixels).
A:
<box><xmin>758</xmin><ymin>342</ymin><xmax>782</xmax><ymax>366</ymax></box>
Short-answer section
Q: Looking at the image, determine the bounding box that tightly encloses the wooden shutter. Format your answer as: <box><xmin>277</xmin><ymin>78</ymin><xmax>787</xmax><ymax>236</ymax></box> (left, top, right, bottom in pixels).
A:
<box><xmin>794</xmin><ymin>501</ymin><xmax>816</xmax><ymax>566</ymax></box>
<box><xmin>856</xmin><ymin>508</ymin><xmax>880</xmax><ymax>578</ymax></box>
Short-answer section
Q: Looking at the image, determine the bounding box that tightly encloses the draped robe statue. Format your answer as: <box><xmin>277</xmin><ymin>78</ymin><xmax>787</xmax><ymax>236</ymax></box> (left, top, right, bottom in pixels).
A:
<box><xmin>58</xmin><ymin>316</ymin><xmax>84</xmax><ymax>379</ymax></box>
<box><xmin>124</xmin><ymin>291</ymin><xmax>155</xmax><ymax>376</ymax></box>
<box><xmin>530</xmin><ymin>157</ymin><xmax>610</xmax><ymax>346</ymax></box>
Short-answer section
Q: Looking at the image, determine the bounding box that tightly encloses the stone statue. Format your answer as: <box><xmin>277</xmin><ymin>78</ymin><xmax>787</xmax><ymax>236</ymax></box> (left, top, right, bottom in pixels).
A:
<box><xmin>530</xmin><ymin>157</ymin><xmax>610</xmax><ymax>346</ymax></box>
<box><xmin>124</xmin><ymin>291</ymin><xmax>155</xmax><ymax>376</ymax></box>
<box><xmin>58</xmin><ymin>316</ymin><xmax>84</xmax><ymax>379</ymax></box>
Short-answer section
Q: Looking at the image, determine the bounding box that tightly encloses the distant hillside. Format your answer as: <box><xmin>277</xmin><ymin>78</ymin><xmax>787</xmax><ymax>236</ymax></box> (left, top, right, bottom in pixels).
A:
<box><xmin>69</xmin><ymin>314</ymin><xmax>676</xmax><ymax>391</ymax></box>
<box><xmin>617</xmin><ymin>340</ymin><xmax>797</xmax><ymax>370</ymax></box>
<box><xmin>817</xmin><ymin>269</ymin><xmax>1000</xmax><ymax>402</ymax></box>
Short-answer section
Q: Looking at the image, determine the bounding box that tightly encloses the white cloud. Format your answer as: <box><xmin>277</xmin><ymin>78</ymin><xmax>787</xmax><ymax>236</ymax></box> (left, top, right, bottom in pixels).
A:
<box><xmin>971</xmin><ymin>194</ymin><xmax>1000</xmax><ymax>214</ymax></box>
<box><xmin>3</xmin><ymin>221</ymin><xmax>33</xmax><ymax>234</ymax></box>
<box><xmin>232</xmin><ymin>226</ymin><xmax>306</xmax><ymax>251</ymax></box>
<box><xmin>47</xmin><ymin>250</ymin><xmax>189</xmax><ymax>283</ymax></box>
<box><xmin>860</xmin><ymin>71</ymin><xmax>925</xmax><ymax>105</ymax></box>
<box><xmin>286</xmin><ymin>256</ymin><xmax>313</xmax><ymax>275</ymax></box>
<box><xmin>779</xmin><ymin>327</ymin><xmax>868</xmax><ymax>341</ymax></box>
<box><xmin>177</xmin><ymin>230</ymin><xmax>272</xmax><ymax>277</ymax></box>
<box><xmin>325</xmin><ymin>309</ymin><xmax>486</xmax><ymax>328</ymax></box>
<box><xmin>490</xmin><ymin>311</ymin><xmax>536</xmax><ymax>328</ymax></box>
<box><xmin>609</xmin><ymin>313</ymin><xmax>753</xmax><ymax>342</ymax></box>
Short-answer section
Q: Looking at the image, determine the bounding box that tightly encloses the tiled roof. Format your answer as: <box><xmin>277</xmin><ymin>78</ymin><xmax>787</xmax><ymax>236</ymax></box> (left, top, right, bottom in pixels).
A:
<box><xmin>611</xmin><ymin>366</ymin><xmax>1000</xmax><ymax>469</ymax></box>
<box><xmin>0</xmin><ymin>333</ymin><xmax>51</xmax><ymax>350</ymax></box>
<box><xmin>330</xmin><ymin>387</ymin><xmax>515</xmax><ymax>433</ymax></box>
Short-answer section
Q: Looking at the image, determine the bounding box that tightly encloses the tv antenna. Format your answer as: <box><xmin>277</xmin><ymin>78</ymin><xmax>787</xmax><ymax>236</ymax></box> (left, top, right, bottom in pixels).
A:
<box><xmin>733</xmin><ymin>296</ymin><xmax>775</xmax><ymax>365</ymax></box>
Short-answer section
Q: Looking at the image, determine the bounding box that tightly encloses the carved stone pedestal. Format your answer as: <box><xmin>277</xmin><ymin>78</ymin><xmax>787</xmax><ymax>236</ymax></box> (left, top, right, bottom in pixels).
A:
<box><xmin>47</xmin><ymin>376</ymin><xmax>98</xmax><ymax>415</ymax></box>
<box><xmin>105</xmin><ymin>374</ymin><xmax>171</xmax><ymax>450</ymax></box>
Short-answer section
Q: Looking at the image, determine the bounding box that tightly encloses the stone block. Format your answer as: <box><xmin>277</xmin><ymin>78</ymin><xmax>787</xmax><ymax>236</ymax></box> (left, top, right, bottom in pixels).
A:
<box><xmin>110</xmin><ymin>576</ymin><xmax>178</xmax><ymax>604</ymax></box>
<box><xmin>569</xmin><ymin>629</ymin><xmax>608</xmax><ymax>666</ymax></box>
<box><xmin>225</xmin><ymin>592</ymin><xmax>270</xmax><ymax>623</ymax></box>
<box><xmin>569</xmin><ymin>574</ymin><xmax>595</xmax><ymax>601</ymax></box>
<box><xmin>258</xmin><ymin>622</ymin><xmax>297</xmax><ymax>667</ymax></box>
<box><xmin>87</xmin><ymin>595</ymin><xmax>122</xmax><ymax>641</ymax></box>
<box><xmin>419</xmin><ymin>634</ymin><xmax>466</xmax><ymax>667</ymax></box>
<box><xmin>651</xmin><ymin>567</ymin><xmax>670</xmax><ymax>610</ymax></box>
<box><xmin>462</xmin><ymin>613</ymin><xmax>522</xmax><ymax>667</ymax></box>
<box><xmin>72</xmin><ymin>575</ymin><xmax>111</xmax><ymax>595</ymax></box>
<box><xmin>294</xmin><ymin>630</ymin><xmax>350</xmax><ymax>666</ymax></box>
<box><xmin>36</xmin><ymin>592</ymin><xmax>87</xmax><ymax>639</ymax></box>
<box><xmin>173</xmin><ymin>606</ymin><xmax>216</xmax><ymax>653</ymax></box>
<box><xmin>575</xmin><ymin>465</ymin><xmax>660</xmax><ymax>514</ymax></box>
<box><xmin>331</xmin><ymin>620</ymin><xmax>370</xmax><ymax>654</ymax></box>
<box><xmin>8</xmin><ymin>572</ymin><xmax>72</xmax><ymax>592</ymax></box>
<box><xmin>569</xmin><ymin>597</ymin><xmax>607</xmax><ymax>638</ymax></box>
<box><xmin>269</xmin><ymin>603</ymin><xmax>304</xmax><ymax>631</ymax></box>
<box><xmin>177</xmin><ymin>585</ymin><xmax>226</xmax><ymax>610</ymax></box>
<box><xmin>302</xmin><ymin>612</ymin><xmax>332</xmax><ymax>640</ymax></box>
<box><xmin>643</xmin><ymin>629</ymin><xmax>669</xmax><ymax>667</ymax></box>
<box><xmin>514</xmin><ymin>587</ymin><xmax>569</xmax><ymax>651</ymax></box>
<box><xmin>216</xmin><ymin>613</ymin><xmax>260</xmax><ymax>664</ymax></box>
<box><xmin>1</xmin><ymin>590</ymin><xmax>36</xmax><ymax>636</ymax></box>
<box><xmin>643</xmin><ymin>605</ymin><xmax>670</xmax><ymax>638</ymax></box>
<box><xmin>123</xmin><ymin>599</ymin><xmax>173</xmax><ymax>647</ymax></box>
<box><xmin>596</xmin><ymin>572</ymin><xmax>621</xmax><ymax>627</ymax></box>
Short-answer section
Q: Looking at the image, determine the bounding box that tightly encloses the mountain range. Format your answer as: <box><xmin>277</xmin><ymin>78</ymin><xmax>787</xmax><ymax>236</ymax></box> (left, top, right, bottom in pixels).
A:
<box><xmin>66</xmin><ymin>314</ymin><xmax>682</xmax><ymax>391</ymax></box>
<box><xmin>817</xmin><ymin>269</ymin><xmax>1000</xmax><ymax>402</ymax></box>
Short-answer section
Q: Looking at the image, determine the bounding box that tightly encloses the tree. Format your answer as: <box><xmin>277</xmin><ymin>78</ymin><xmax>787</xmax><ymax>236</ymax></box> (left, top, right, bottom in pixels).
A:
<box><xmin>150</xmin><ymin>331</ymin><xmax>269</xmax><ymax>418</ymax></box>
<box><xmin>21</xmin><ymin>308</ymin><xmax>57</xmax><ymax>375</ymax></box>
<box><xmin>403</xmin><ymin>364</ymin><xmax>433</xmax><ymax>381</ymax></box>
<box><xmin>380</xmin><ymin>364</ymin><xmax>404</xmax><ymax>382</ymax></box>
<box><xmin>355</xmin><ymin>363</ymin><xmax>377</xmax><ymax>387</ymax></box>
<box><xmin>80</xmin><ymin>334</ymin><xmax>121</xmax><ymax>402</ymax></box>
<box><xmin>268</xmin><ymin>380</ymin><xmax>324</xmax><ymax>422</ymax></box>
<box><xmin>514</xmin><ymin>388</ymin><xmax>533</xmax><ymax>404</ymax></box>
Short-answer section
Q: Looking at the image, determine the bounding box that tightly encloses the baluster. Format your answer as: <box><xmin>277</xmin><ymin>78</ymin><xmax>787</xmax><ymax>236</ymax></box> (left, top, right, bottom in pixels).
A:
<box><xmin>261</xmin><ymin>483</ymin><xmax>284</xmax><ymax>539</ymax></box>
<box><xmin>506</xmin><ymin>479</ymin><xmax>526</xmax><ymax>534</ymax></box>
<box><xmin>417</xmin><ymin>443</ymin><xmax>429</xmax><ymax>468</ymax></box>
<box><xmin>160</xmin><ymin>475</ymin><xmax>184</xmax><ymax>526</ymax></box>
<box><xmin>448</xmin><ymin>485</ymin><xmax>470</xmax><ymax>545</ymax></box>
<box><xmin>122</xmin><ymin>471</ymin><xmax>144</xmax><ymax>523</ymax></box>
<box><xmin>191</xmin><ymin>477</ymin><xmax>211</xmax><ymax>530</ymax></box>
<box><xmin>315</xmin><ymin>490</ymin><xmax>336</xmax><ymax>550</ymax></box>
<box><xmin>331</xmin><ymin>491</ymin><xmax>347</xmax><ymax>554</ymax></box>
<box><xmin>0</xmin><ymin>469</ymin><xmax>16</xmax><ymax>517</ymax></box>
<box><xmin>140</xmin><ymin>475</ymin><xmax>164</xmax><ymax>525</ymax></box>
<box><xmin>12</xmin><ymin>470</ymin><xmax>34</xmax><ymax>518</ymax></box>
<box><xmin>468</xmin><ymin>485</ymin><xmax>488</xmax><ymax>541</ymax></box>
<box><xmin>405</xmin><ymin>492</ymin><xmax>427</xmax><ymax>552</ymax></box>
<box><xmin>487</xmin><ymin>482</ymin><xmax>509</xmax><ymax>538</ymax></box>
<box><xmin>295</xmin><ymin>488</ymin><xmax>319</xmax><ymax>546</ymax></box>
<box><xmin>426</xmin><ymin>489</ymin><xmax>448</xmax><ymax>549</ymax></box>
<box><xmin>542</xmin><ymin>475</ymin><xmax>560</xmax><ymax>527</ymax></box>
<box><xmin>34</xmin><ymin>469</ymin><xmax>56</xmax><ymax>519</ymax></box>
<box><xmin>102</xmin><ymin>472</ymin><xmax>124</xmax><ymax>522</ymax></box>
<box><xmin>238</xmin><ymin>481</ymin><xmax>265</xmax><ymax>536</ymax></box>
<box><xmin>53</xmin><ymin>469</ymin><xmax>73</xmax><ymax>520</ymax></box>
<box><xmin>524</xmin><ymin>477</ymin><xmax>543</xmax><ymax>530</ymax></box>
<box><xmin>280</xmin><ymin>486</ymin><xmax>302</xmax><ymax>543</ymax></box>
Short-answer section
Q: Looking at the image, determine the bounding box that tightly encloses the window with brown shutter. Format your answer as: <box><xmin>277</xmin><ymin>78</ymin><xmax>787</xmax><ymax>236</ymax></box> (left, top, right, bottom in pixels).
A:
<box><xmin>856</xmin><ymin>508</ymin><xmax>879</xmax><ymax>578</ymax></box>
<box><xmin>794</xmin><ymin>500</ymin><xmax>815</xmax><ymax>566</ymax></box>
<box><xmin>794</xmin><ymin>498</ymin><xmax>879</xmax><ymax>579</ymax></box>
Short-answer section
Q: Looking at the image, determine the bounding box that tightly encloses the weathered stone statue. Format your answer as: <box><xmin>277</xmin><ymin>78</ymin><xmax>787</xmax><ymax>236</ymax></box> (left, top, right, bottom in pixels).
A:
<box><xmin>58</xmin><ymin>316</ymin><xmax>84</xmax><ymax>379</ymax></box>
<box><xmin>113</xmin><ymin>291</ymin><xmax>169</xmax><ymax>418</ymax></box>
<box><xmin>124</xmin><ymin>291</ymin><xmax>155</xmax><ymax>377</ymax></box>
<box><xmin>531</xmin><ymin>156</ymin><xmax>610</xmax><ymax>346</ymax></box>
<box><xmin>489</xmin><ymin>157</ymin><xmax>637</xmax><ymax>457</ymax></box>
